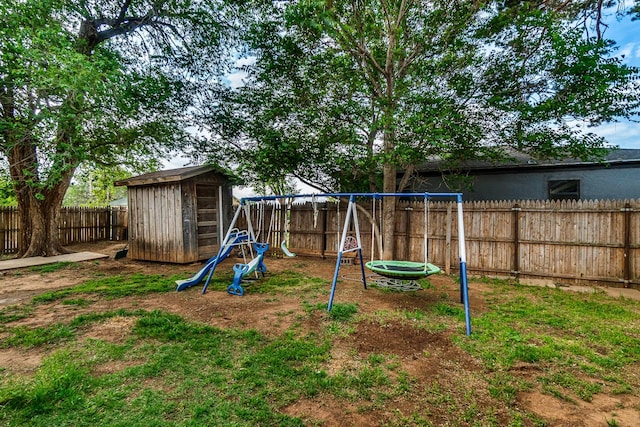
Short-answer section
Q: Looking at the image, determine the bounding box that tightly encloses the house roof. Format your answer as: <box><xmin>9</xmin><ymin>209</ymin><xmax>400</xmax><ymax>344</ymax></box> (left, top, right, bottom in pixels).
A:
<box><xmin>108</xmin><ymin>197</ymin><xmax>128</xmax><ymax>206</ymax></box>
<box><xmin>114</xmin><ymin>165</ymin><xmax>230</xmax><ymax>187</ymax></box>
<box><xmin>416</xmin><ymin>148</ymin><xmax>640</xmax><ymax>174</ymax></box>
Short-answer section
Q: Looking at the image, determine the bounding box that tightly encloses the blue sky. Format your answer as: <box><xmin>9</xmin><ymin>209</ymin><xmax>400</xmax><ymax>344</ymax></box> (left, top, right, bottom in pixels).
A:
<box><xmin>591</xmin><ymin>12</ymin><xmax>640</xmax><ymax>149</ymax></box>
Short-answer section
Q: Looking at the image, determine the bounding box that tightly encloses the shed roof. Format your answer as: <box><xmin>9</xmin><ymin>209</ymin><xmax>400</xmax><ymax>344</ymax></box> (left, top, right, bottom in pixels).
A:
<box><xmin>416</xmin><ymin>148</ymin><xmax>640</xmax><ymax>174</ymax></box>
<box><xmin>114</xmin><ymin>165</ymin><xmax>229</xmax><ymax>187</ymax></box>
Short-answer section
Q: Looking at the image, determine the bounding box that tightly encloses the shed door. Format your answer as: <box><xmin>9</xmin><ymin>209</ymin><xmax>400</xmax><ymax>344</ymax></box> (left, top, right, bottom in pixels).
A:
<box><xmin>196</xmin><ymin>184</ymin><xmax>219</xmax><ymax>259</ymax></box>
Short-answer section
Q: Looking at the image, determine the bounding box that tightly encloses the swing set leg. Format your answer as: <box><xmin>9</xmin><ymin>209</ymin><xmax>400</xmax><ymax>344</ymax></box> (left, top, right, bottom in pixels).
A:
<box><xmin>328</xmin><ymin>252</ymin><xmax>343</xmax><ymax>311</ymax></box>
<box><xmin>358</xmin><ymin>248</ymin><xmax>367</xmax><ymax>290</ymax></box>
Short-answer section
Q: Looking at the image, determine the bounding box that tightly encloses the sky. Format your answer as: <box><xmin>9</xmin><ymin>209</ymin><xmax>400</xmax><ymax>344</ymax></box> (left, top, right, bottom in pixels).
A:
<box><xmin>590</xmin><ymin>11</ymin><xmax>640</xmax><ymax>149</ymax></box>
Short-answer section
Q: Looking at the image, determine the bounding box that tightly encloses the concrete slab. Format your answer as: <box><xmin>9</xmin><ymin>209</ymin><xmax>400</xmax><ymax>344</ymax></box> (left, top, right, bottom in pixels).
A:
<box><xmin>0</xmin><ymin>252</ymin><xmax>109</xmax><ymax>271</ymax></box>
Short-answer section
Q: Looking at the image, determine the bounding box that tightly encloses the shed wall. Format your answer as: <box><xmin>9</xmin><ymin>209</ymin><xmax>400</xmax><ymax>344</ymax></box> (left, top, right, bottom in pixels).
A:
<box><xmin>128</xmin><ymin>183</ymin><xmax>186</xmax><ymax>263</ymax></box>
<box><xmin>125</xmin><ymin>170</ymin><xmax>232</xmax><ymax>263</ymax></box>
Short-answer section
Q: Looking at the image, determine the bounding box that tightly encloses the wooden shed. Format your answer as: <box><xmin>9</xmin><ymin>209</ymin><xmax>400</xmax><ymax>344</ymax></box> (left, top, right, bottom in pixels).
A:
<box><xmin>115</xmin><ymin>165</ymin><xmax>234</xmax><ymax>263</ymax></box>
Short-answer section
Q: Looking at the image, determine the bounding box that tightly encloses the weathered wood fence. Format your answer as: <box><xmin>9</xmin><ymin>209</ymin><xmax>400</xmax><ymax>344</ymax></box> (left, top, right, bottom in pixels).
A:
<box><xmin>0</xmin><ymin>206</ymin><xmax>128</xmax><ymax>255</ymax></box>
<box><xmin>239</xmin><ymin>199</ymin><xmax>640</xmax><ymax>289</ymax></box>
<box><xmin>3</xmin><ymin>199</ymin><xmax>637</xmax><ymax>289</ymax></box>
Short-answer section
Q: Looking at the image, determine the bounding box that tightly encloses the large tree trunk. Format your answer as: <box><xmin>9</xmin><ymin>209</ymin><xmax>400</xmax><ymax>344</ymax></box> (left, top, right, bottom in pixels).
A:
<box><xmin>20</xmin><ymin>179</ymin><xmax>72</xmax><ymax>257</ymax></box>
<box><xmin>381</xmin><ymin>106</ymin><xmax>397</xmax><ymax>259</ymax></box>
<box><xmin>382</xmin><ymin>162</ymin><xmax>397</xmax><ymax>260</ymax></box>
<box><xmin>9</xmin><ymin>140</ymin><xmax>75</xmax><ymax>257</ymax></box>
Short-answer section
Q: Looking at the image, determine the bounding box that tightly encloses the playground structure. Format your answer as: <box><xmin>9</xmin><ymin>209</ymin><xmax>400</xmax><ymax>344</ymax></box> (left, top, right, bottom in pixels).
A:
<box><xmin>176</xmin><ymin>192</ymin><xmax>471</xmax><ymax>335</ymax></box>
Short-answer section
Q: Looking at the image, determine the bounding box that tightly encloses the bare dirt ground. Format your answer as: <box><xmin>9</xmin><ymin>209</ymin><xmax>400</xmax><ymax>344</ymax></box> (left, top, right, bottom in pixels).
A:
<box><xmin>1</xmin><ymin>241</ymin><xmax>639</xmax><ymax>426</ymax></box>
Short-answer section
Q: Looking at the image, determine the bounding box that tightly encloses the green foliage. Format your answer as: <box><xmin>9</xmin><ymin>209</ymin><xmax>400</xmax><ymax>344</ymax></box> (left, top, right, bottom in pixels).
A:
<box><xmin>63</xmin><ymin>165</ymin><xmax>131</xmax><ymax>207</ymax></box>
<box><xmin>201</xmin><ymin>0</ymin><xmax>639</xmax><ymax>194</ymax></box>
<box><xmin>0</xmin><ymin>0</ymin><xmax>241</xmax><ymax>254</ymax></box>
<box><xmin>0</xmin><ymin>171</ymin><xmax>16</xmax><ymax>206</ymax></box>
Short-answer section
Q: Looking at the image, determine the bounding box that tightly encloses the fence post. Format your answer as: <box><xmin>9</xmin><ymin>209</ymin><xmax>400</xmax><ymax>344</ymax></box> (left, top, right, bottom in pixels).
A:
<box><xmin>623</xmin><ymin>202</ymin><xmax>632</xmax><ymax>287</ymax></box>
<box><xmin>512</xmin><ymin>203</ymin><xmax>521</xmax><ymax>279</ymax></box>
<box><xmin>0</xmin><ymin>208</ymin><xmax>5</xmax><ymax>255</ymax></box>
<box><xmin>320</xmin><ymin>205</ymin><xmax>327</xmax><ymax>259</ymax></box>
<box><xmin>405</xmin><ymin>205</ymin><xmax>411</xmax><ymax>261</ymax></box>
<box><xmin>445</xmin><ymin>203</ymin><xmax>452</xmax><ymax>274</ymax></box>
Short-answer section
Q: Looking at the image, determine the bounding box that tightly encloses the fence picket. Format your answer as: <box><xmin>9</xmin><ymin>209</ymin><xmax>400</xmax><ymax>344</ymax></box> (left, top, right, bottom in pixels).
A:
<box><xmin>2</xmin><ymin>198</ymin><xmax>638</xmax><ymax>288</ymax></box>
<box><xmin>234</xmin><ymin>198</ymin><xmax>640</xmax><ymax>288</ymax></box>
<box><xmin>0</xmin><ymin>206</ymin><xmax>125</xmax><ymax>255</ymax></box>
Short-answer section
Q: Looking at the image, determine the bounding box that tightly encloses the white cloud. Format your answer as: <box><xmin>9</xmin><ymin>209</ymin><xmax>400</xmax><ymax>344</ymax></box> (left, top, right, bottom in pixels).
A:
<box><xmin>591</xmin><ymin>121</ymin><xmax>640</xmax><ymax>149</ymax></box>
<box><xmin>619</xmin><ymin>42</ymin><xmax>640</xmax><ymax>61</ymax></box>
<box><xmin>222</xmin><ymin>56</ymin><xmax>256</xmax><ymax>89</ymax></box>
<box><xmin>162</xmin><ymin>153</ymin><xmax>192</xmax><ymax>170</ymax></box>
<box><xmin>236</xmin><ymin>56</ymin><xmax>256</xmax><ymax>67</ymax></box>
<box><xmin>226</xmin><ymin>71</ymin><xmax>248</xmax><ymax>89</ymax></box>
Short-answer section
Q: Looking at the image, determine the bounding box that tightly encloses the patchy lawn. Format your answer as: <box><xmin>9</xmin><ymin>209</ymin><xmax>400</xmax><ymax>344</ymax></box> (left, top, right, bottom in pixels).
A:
<box><xmin>0</xmin><ymin>241</ymin><xmax>639</xmax><ymax>426</ymax></box>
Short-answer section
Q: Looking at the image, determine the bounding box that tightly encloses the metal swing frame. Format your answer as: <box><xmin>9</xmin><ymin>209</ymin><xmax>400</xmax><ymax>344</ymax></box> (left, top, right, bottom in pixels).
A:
<box><xmin>206</xmin><ymin>192</ymin><xmax>472</xmax><ymax>336</ymax></box>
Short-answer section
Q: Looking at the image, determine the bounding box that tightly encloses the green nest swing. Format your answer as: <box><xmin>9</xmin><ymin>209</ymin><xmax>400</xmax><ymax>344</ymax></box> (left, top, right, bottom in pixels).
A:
<box><xmin>365</xmin><ymin>260</ymin><xmax>441</xmax><ymax>280</ymax></box>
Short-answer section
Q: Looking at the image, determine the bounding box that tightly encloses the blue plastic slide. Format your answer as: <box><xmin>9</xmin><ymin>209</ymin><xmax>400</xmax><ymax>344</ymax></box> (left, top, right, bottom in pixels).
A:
<box><xmin>175</xmin><ymin>230</ymin><xmax>248</xmax><ymax>291</ymax></box>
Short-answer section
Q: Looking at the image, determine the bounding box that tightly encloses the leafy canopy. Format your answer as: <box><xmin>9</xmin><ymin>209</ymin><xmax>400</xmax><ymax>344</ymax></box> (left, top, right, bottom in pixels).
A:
<box><xmin>198</xmin><ymin>0</ymin><xmax>639</xmax><ymax>192</ymax></box>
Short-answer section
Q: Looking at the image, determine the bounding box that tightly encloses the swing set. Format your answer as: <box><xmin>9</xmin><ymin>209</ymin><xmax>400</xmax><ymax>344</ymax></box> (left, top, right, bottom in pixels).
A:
<box><xmin>176</xmin><ymin>192</ymin><xmax>472</xmax><ymax>335</ymax></box>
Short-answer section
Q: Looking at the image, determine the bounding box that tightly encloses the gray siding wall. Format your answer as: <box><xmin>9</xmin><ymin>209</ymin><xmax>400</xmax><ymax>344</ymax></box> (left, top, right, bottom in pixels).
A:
<box><xmin>417</xmin><ymin>167</ymin><xmax>640</xmax><ymax>201</ymax></box>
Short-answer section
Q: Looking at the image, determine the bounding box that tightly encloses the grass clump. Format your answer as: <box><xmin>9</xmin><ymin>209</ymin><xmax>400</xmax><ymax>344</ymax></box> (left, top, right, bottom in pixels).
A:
<box><xmin>2</xmin><ymin>324</ymin><xmax>75</xmax><ymax>349</ymax></box>
<box><xmin>0</xmin><ymin>305</ymin><xmax>33</xmax><ymax>324</ymax></box>
<box><xmin>32</xmin><ymin>273</ymin><xmax>177</xmax><ymax>304</ymax></box>
<box><xmin>327</xmin><ymin>303</ymin><xmax>358</xmax><ymax>321</ymax></box>
<box><xmin>0</xmin><ymin>350</ymin><xmax>93</xmax><ymax>417</ymax></box>
<box><xmin>29</xmin><ymin>262</ymin><xmax>76</xmax><ymax>274</ymax></box>
<box><xmin>460</xmin><ymin>280</ymin><xmax>640</xmax><ymax>401</ymax></box>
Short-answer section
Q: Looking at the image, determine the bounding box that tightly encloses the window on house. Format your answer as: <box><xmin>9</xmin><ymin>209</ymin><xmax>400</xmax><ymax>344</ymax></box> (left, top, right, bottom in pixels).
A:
<box><xmin>548</xmin><ymin>179</ymin><xmax>580</xmax><ymax>200</ymax></box>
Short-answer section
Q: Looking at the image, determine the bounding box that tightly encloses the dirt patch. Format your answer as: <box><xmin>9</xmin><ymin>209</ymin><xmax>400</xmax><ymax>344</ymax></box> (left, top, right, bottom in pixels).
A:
<box><xmin>0</xmin><ymin>348</ymin><xmax>44</xmax><ymax>374</ymax></box>
<box><xmin>282</xmin><ymin>395</ymin><xmax>383</xmax><ymax>427</ymax></box>
<box><xmin>1</xmin><ymin>241</ymin><xmax>639</xmax><ymax>425</ymax></box>
<box><xmin>81</xmin><ymin>316</ymin><xmax>137</xmax><ymax>343</ymax></box>
<box><xmin>520</xmin><ymin>391</ymin><xmax>640</xmax><ymax>427</ymax></box>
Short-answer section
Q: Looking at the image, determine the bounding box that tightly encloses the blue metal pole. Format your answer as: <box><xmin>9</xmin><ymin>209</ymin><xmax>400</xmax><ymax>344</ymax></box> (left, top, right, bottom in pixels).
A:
<box><xmin>460</xmin><ymin>261</ymin><xmax>471</xmax><ymax>336</ymax></box>
<box><xmin>239</xmin><ymin>192</ymin><xmax>464</xmax><ymax>204</ymax></box>
<box><xmin>201</xmin><ymin>202</ymin><xmax>245</xmax><ymax>294</ymax></box>
<box><xmin>358</xmin><ymin>248</ymin><xmax>367</xmax><ymax>289</ymax></box>
<box><xmin>328</xmin><ymin>252</ymin><xmax>343</xmax><ymax>311</ymax></box>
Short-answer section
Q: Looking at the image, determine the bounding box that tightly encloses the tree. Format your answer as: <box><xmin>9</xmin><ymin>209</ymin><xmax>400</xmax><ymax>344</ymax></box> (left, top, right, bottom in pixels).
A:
<box><xmin>201</xmin><ymin>0</ymin><xmax>639</xmax><ymax>259</ymax></box>
<box><xmin>0</xmin><ymin>168</ymin><xmax>16</xmax><ymax>206</ymax></box>
<box><xmin>63</xmin><ymin>164</ymin><xmax>150</xmax><ymax>207</ymax></box>
<box><xmin>0</xmin><ymin>0</ymin><xmax>238</xmax><ymax>257</ymax></box>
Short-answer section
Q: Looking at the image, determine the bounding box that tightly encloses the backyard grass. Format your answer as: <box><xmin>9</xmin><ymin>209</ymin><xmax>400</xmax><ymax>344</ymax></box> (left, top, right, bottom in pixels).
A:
<box><xmin>0</xmin><ymin>265</ymin><xmax>639</xmax><ymax>426</ymax></box>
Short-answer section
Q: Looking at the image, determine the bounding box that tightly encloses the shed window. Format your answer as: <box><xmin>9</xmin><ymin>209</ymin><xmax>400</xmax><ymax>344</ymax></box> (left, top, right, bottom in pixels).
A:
<box><xmin>548</xmin><ymin>179</ymin><xmax>580</xmax><ymax>201</ymax></box>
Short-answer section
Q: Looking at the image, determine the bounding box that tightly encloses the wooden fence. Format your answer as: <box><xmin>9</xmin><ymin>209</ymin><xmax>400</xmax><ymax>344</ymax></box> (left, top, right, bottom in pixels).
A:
<box><xmin>0</xmin><ymin>206</ymin><xmax>128</xmax><ymax>255</ymax></box>
<box><xmin>238</xmin><ymin>199</ymin><xmax>640</xmax><ymax>289</ymax></box>
<box><xmin>3</xmin><ymin>199</ymin><xmax>638</xmax><ymax>289</ymax></box>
